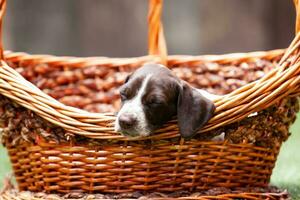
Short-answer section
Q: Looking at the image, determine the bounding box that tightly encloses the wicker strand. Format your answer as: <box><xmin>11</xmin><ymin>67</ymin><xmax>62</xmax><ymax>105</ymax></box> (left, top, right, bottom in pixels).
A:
<box><xmin>148</xmin><ymin>0</ymin><xmax>167</xmax><ymax>65</ymax></box>
<box><xmin>3</xmin><ymin>49</ymin><xmax>284</xmax><ymax>68</ymax></box>
<box><xmin>294</xmin><ymin>0</ymin><xmax>300</xmax><ymax>34</ymax></box>
<box><xmin>0</xmin><ymin>0</ymin><xmax>5</xmax><ymax>60</ymax></box>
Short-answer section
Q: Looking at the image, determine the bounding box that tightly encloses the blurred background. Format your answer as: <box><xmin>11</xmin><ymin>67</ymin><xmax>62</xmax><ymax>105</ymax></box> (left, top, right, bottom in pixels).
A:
<box><xmin>3</xmin><ymin>0</ymin><xmax>295</xmax><ymax>56</ymax></box>
<box><xmin>0</xmin><ymin>0</ymin><xmax>300</xmax><ymax>198</ymax></box>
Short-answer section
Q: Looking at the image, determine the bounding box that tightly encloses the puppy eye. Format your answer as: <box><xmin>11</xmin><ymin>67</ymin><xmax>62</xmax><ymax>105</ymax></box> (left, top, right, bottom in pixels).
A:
<box><xmin>119</xmin><ymin>89</ymin><xmax>129</xmax><ymax>101</ymax></box>
<box><xmin>120</xmin><ymin>92</ymin><xmax>128</xmax><ymax>101</ymax></box>
<box><xmin>146</xmin><ymin>99</ymin><xmax>165</xmax><ymax>107</ymax></box>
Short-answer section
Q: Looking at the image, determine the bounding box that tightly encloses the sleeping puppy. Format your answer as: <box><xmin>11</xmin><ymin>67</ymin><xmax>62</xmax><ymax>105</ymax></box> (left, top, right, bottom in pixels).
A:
<box><xmin>114</xmin><ymin>63</ymin><xmax>219</xmax><ymax>138</ymax></box>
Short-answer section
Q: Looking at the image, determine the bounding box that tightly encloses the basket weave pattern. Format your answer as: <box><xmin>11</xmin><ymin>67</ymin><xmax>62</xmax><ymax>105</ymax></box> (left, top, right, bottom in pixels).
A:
<box><xmin>0</xmin><ymin>0</ymin><xmax>299</xmax><ymax>198</ymax></box>
<box><xmin>5</xmin><ymin>141</ymin><xmax>280</xmax><ymax>193</ymax></box>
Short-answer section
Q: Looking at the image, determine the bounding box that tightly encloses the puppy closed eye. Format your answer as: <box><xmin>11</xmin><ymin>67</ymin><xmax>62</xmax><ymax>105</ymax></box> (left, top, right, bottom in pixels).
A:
<box><xmin>145</xmin><ymin>98</ymin><xmax>165</xmax><ymax>107</ymax></box>
<box><xmin>120</xmin><ymin>93</ymin><xmax>128</xmax><ymax>101</ymax></box>
<box><xmin>119</xmin><ymin>89</ymin><xmax>129</xmax><ymax>101</ymax></box>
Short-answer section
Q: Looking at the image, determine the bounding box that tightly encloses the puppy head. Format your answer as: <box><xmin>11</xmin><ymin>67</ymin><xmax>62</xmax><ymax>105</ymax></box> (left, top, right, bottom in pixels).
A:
<box><xmin>114</xmin><ymin>63</ymin><xmax>215</xmax><ymax>138</ymax></box>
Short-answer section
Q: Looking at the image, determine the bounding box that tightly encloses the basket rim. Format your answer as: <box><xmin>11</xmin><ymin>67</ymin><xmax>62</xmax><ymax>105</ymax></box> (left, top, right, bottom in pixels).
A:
<box><xmin>4</xmin><ymin>49</ymin><xmax>284</xmax><ymax>68</ymax></box>
<box><xmin>0</xmin><ymin>47</ymin><xmax>299</xmax><ymax>140</ymax></box>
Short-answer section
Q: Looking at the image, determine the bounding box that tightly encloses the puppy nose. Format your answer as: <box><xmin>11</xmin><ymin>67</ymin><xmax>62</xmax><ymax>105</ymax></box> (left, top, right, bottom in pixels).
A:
<box><xmin>118</xmin><ymin>113</ymin><xmax>137</xmax><ymax>129</ymax></box>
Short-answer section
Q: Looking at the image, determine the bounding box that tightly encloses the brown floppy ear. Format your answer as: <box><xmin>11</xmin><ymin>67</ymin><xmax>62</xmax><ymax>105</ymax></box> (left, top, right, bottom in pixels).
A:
<box><xmin>177</xmin><ymin>82</ymin><xmax>216</xmax><ymax>139</ymax></box>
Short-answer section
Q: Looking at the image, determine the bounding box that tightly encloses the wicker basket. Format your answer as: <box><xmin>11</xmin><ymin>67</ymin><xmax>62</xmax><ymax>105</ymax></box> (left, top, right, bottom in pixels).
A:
<box><xmin>0</xmin><ymin>0</ymin><xmax>299</xmax><ymax>198</ymax></box>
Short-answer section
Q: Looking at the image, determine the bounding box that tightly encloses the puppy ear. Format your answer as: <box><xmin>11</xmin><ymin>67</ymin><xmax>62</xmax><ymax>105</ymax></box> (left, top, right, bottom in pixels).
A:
<box><xmin>177</xmin><ymin>82</ymin><xmax>215</xmax><ymax>138</ymax></box>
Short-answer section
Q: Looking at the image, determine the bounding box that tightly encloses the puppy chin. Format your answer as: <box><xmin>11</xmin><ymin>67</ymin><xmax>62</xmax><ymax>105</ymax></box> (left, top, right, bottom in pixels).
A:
<box><xmin>118</xmin><ymin>128</ymin><xmax>151</xmax><ymax>137</ymax></box>
<box><xmin>138</xmin><ymin>129</ymin><xmax>151</xmax><ymax>137</ymax></box>
<box><xmin>114</xmin><ymin>120</ymin><xmax>151</xmax><ymax>137</ymax></box>
<box><xmin>114</xmin><ymin>122</ymin><xmax>121</xmax><ymax>133</ymax></box>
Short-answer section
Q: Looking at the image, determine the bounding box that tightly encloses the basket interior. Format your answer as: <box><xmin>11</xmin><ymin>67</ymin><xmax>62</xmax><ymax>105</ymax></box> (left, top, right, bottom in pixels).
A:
<box><xmin>5</xmin><ymin>56</ymin><xmax>280</xmax><ymax>114</ymax></box>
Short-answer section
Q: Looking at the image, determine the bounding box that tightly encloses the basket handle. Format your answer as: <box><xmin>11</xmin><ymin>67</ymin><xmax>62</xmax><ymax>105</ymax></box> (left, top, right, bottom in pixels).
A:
<box><xmin>0</xmin><ymin>0</ymin><xmax>6</xmax><ymax>61</ymax></box>
<box><xmin>294</xmin><ymin>0</ymin><xmax>300</xmax><ymax>34</ymax></box>
<box><xmin>148</xmin><ymin>0</ymin><xmax>168</xmax><ymax>65</ymax></box>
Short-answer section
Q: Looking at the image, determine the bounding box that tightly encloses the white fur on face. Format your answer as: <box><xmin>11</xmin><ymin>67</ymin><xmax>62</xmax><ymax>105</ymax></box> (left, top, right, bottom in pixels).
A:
<box><xmin>115</xmin><ymin>75</ymin><xmax>152</xmax><ymax>136</ymax></box>
<box><xmin>197</xmin><ymin>89</ymin><xmax>221</xmax><ymax>101</ymax></box>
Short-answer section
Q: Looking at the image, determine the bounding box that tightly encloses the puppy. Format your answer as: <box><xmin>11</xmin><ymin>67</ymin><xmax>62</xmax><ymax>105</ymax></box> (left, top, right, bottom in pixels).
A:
<box><xmin>114</xmin><ymin>63</ymin><xmax>219</xmax><ymax>138</ymax></box>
